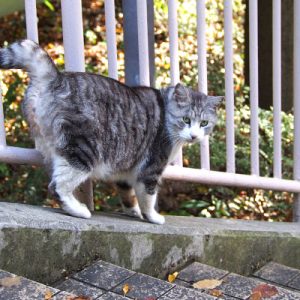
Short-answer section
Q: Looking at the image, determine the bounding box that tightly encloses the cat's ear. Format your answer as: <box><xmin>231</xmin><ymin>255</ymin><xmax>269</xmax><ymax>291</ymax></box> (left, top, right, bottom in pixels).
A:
<box><xmin>207</xmin><ymin>95</ymin><xmax>224</xmax><ymax>109</ymax></box>
<box><xmin>174</xmin><ymin>83</ymin><xmax>190</xmax><ymax>105</ymax></box>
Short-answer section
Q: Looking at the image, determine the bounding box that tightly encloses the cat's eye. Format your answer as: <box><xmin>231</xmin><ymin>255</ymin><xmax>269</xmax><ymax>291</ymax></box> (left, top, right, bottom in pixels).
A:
<box><xmin>200</xmin><ymin>120</ymin><xmax>208</xmax><ymax>127</ymax></box>
<box><xmin>182</xmin><ymin>117</ymin><xmax>191</xmax><ymax>125</ymax></box>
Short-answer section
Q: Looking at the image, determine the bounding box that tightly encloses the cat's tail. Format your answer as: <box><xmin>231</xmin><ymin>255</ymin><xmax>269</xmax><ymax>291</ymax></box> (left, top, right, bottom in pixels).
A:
<box><xmin>0</xmin><ymin>39</ymin><xmax>59</xmax><ymax>80</ymax></box>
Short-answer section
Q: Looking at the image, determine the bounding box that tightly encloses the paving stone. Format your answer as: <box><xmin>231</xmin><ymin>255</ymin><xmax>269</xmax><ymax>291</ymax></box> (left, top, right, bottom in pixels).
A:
<box><xmin>177</xmin><ymin>262</ymin><xmax>229</xmax><ymax>283</ymax></box>
<box><xmin>113</xmin><ymin>273</ymin><xmax>173</xmax><ymax>299</ymax></box>
<box><xmin>173</xmin><ymin>278</ymin><xmax>192</xmax><ymax>288</ymax></box>
<box><xmin>0</xmin><ymin>269</ymin><xmax>58</xmax><ymax>300</ymax></box>
<box><xmin>218</xmin><ymin>295</ymin><xmax>239</xmax><ymax>300</ymax></box>
<box><xmin>97</xmin><ymin>292</ymin><xmax>129</xmax><ymax>299</ymax></box>
<box><xmin>205</xmin><ymin>293</ymin><xmax>238</xmax><ymax>300</ymax></box>
<box><xmin>72</xmin><ymin>260</ymin><xmax>135</xmax><ymax>290</ymax></box>
<box><xmin>219</xmin><ymin>273</ymin><xmax>300</xmax><ymax>300</ymax></box>
<box><xmin>218</xmin><ymin>273</ymin><xmax>261</xmax><ymax>300</ymax></box>
<box><xmin>254</xmin><ymin>262</ymin><xmax>300</xmax><ymax>285</ymax></box>
<box><xmin>268</xmin><ymin>286</ymin><xmax>300</xmax><ymax>300</ymax></box>
<box><xmin>55</xmin><ymin>278</ymin><xmax>105</xmax><ymax>299</ymax></box>
<box><xmin>288</xmin><ymin>274</ymin><xmax>300</xmax><ymax>290</ymax></box>
<box><xmin>158</xmin><ymin>285</ymin><xmax>216</xmax><ymax>299</ymax></box>
<box><xmin>50</xmin><ymin>291</ymin><xmax>78</xmax><ymax>299</ymax></box>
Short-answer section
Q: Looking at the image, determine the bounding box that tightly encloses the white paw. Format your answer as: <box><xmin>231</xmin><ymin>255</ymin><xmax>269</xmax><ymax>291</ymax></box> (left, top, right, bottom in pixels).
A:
<box><xmin>122</xmin><ymin>204</ymin><xmax>143</xmax><ymax>219</ymax></box>
<box><xmin>144</xmin><ymin>211</ymin><xmax>165</xmax><ymax>225</ymax></box>
<box><xmin>62</xmin><ymin>201</ymin><xmax>91</xmax><ymax>219</ymax></box>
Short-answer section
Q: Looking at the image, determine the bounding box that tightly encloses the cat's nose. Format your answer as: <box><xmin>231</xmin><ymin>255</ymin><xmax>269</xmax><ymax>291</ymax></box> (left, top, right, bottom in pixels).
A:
<box><xmin>190</xmin><ymin>134</ymin><xmax>198</xmax><ymax>140</ymax></box>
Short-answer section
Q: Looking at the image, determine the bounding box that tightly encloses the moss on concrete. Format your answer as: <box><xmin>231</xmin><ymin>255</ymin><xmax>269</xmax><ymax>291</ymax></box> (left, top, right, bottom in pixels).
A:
<box><xmin>0</xmin><ymin>227</ymin><xmax>202</xmax><ymax>284</ymax></box>
<box><xmin>202</xmin><ymin>231</ymin><xmax>300</xmax><ymax>275</ymax></box>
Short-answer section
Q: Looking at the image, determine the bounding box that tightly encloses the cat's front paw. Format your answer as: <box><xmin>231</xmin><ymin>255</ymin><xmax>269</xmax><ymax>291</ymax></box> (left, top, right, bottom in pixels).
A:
<box><xmin>62</xmin><ymin>202</ymin><xmax>92</xmax><ymax>219</ymax></box>
<box><xmin>143</xmin><ymin>211</ymin><xmax>165</xmax><ymax>225</ymax></box>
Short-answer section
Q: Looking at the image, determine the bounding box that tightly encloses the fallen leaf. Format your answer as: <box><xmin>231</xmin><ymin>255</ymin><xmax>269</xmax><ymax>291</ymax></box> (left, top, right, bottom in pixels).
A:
<box><xmin>250</xmin><ymin>291</ymin><xmax>262</xmax><ymax>300</ymax></box>
<box><xmin>122</xmin><ymin>283</ymin><xmax>131</xmax><ymax>296</ymax></box>
<box><xmin>251</xmin><ymin>284</ymin><xmax>278</xmax><ymax>298</ymax></box>
<box><xmin>193</xmin><ymin>279</ymin><xmax>222</xmax><ymax>290</ymax></box>
<box><xmin>0</xmin><ymin>276</ymin><xmax>21</xmax><ymax>287</ymax></box>
<box><xmin>209</xmin><ymin>289</ymin><xmax>223</xmax><ymax>297</ymax></box>
<box><xmin>44</xmin><ymin>290</ymin><xmax>53</xmax><ymax>300</ymax></box>
<box><xmin>168</xmin><ymin>271</ymin><xmax>179</xmax><ymax>283</ymax></box>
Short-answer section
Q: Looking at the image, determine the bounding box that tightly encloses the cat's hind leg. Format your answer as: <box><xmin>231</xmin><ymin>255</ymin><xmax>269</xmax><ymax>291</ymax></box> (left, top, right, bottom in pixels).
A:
<box><xmin>116</xmin><ymin>181</ymin><xmax>143</xmax><ymax>219</ymax></box>
<box><xmin>134</xmin><ymin>181</ymin><xmax>165</xmax><ymax>225</ymax></box>
<box><xmin>51</xmin><ymin>156</ymin><xmax>91</xmax><ymax>218</ymax></box>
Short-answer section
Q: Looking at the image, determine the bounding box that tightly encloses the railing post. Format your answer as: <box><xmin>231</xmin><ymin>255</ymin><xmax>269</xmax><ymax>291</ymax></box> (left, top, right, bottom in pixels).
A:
<box><xmin>122</xmin><ymin>0</ymin><xmax>155</xmax><ymax>87</ymax></box>
<box><xmin>61</xmin><ymin>0</ymin><xmax>85</xmax><ymax>72</ymax></box>
<box><xmin>25</xmin><ymin>0</ymin><xmax>39</xmax><ymax>43</ymax></box>
<box><xmin>293</xmin><ymin>0</ymin><xmax>300</xmax><ymax>222</ymax></box>
<box><xmin>249</xmin><ymin>0</ymin><xmax>260</xmax><ymax>176</ymax></box>
<box><xmin>61</xmin><ymin>0</ymin><xmax>94</xmax><ymax>211</ymax></box>
<box><xmin>196</xmin><ymin>0</ymin><xmax>210</xmax><ymax>170</ymax></box>
<box><xmin>168</xmin><ymin>0</ymin><xmax>182</xmax><ymax>166</ymax></box>
<box><xmin>105</xmin><ymin>0</ymin><xmax>118</xmax><ymax>80</ymax></box>
<box><xmin>224</xmin><ymin>0</ymin><xmax>235</xmax><ymax>173</ymax></box>
<box><xmin>272</xmin><ymin>0</ymin><xmax>282</xmax><ymax>179</ymax></box>
<box><xmin>0</xmin><ymin>81</ymin><xmax>6</xmax><ymax>148</ymax></box>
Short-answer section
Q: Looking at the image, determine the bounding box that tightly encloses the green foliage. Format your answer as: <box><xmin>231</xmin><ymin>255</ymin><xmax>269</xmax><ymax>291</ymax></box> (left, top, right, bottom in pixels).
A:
<box><xmin>43</xmin><ymin>0</ymin><xmax>55</xmax><ymax>12</ymax></box>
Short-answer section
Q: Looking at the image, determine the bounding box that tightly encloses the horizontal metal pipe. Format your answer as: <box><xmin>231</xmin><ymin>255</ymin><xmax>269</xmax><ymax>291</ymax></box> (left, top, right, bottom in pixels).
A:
<box><xmin>163</xmin><ymin>165</ymin><xmax>300</xmax><ymax>193</ymax></box>
<box><xmin>4</xmin><ymin>147</ymin><xmax>300</xmax><ymax>194</ymax></box>
<box><xmin>0</xmin><ymin>146</ymin><xmax>43</xmax><ymax>165</ymax></box>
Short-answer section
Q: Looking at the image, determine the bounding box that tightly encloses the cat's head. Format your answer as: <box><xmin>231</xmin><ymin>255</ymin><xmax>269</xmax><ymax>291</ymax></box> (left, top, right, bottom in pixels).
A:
<box><xmin>162</xmin><ymin>83</ymin><xmax>223</xmax><ymax>144</ymax></box>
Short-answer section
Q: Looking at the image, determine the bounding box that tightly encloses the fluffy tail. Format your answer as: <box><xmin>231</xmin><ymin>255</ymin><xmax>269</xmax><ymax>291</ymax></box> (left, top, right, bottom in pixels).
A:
<box><xmin>0</xmin><ymin>39</ymin><xmax>58</xmax><ymax>80</ymax></box>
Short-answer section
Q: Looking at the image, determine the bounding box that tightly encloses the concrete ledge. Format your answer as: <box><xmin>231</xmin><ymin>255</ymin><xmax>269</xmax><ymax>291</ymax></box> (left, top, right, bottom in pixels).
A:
<box><xmin>0</xmin><ymin>202</ymin><xmax>300</xmax><ymax>284</ymax></box>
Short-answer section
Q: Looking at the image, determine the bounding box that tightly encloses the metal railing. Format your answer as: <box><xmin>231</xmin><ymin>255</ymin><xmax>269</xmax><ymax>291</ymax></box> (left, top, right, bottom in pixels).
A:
<box><xmin>1</xmin><ymin>0</ymin><xmax>300</xmax><ymax>220</ymax></box>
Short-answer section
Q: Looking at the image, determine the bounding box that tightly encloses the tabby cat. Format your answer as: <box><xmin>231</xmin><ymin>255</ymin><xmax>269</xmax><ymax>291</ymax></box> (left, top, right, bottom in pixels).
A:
<box><xmin>0</xmin><ymin>40</ymin><xmax>223</xmax><ymax>224</ymax></box>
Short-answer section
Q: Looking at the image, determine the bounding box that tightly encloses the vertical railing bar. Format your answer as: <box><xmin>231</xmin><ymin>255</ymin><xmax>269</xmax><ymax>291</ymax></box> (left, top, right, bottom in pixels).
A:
<box><xmin>249</xmin><ymin>0</ymin><xmax>259</xmax><ymax>176</ymax></box>
<box><xmin>0</xmin><ymin>82</ymin><xmax>6</xmax><ymax>147</ymax></box>
<box><xmin>196</xmin><ymin>0</ymin><xmax>207</xmax><ymax>94</ymax></box>
<box><xmin>136</xmin><ymin>0</ymin><xmax>150</xmax><ymax>86</ymax></box>
<box><xmin>61</xmin><ymin>0</ymin><xmax>85</xmax><ymax>72</ymax></box>
<box><xmin>293</xmin><ymin>0</ymin><xmax>300</xmax><ymax>221</ymax></box>
<box><xmin>61</xmin><ymin>0</ymin><xmax>94</xmax><ymax>211</ymax></box>
<box><xmin>196</xmin><ymin>0</ymin><xmax>210</xmax><ymax>170</ymax></box>
<box><xmin>168</xmin><ymin>0</ymin><xmax>182</xmax><ymax>166</ymax></box>
<box><xmin>25</xmin><ymin>0</ymin><xmax>39</xmax><ymax>43</ymax></box>
<box><xmin>168</xmin><ymin>0</ymin><xmax>180</xmax><ymax>85</ymax></box>
<box><xmin>224</xmin><ymin>0</ymin><xmax>235</xmax><ymax>173</ymax></box>
<box><xmin>272</xmin><ymin>0</ymin><xmax>282</xmax><ymax>179</ymax></box>
<box><xmin>104</xmin><ymin>0</ymin><xmax>118</xmax><ymax>80</ymax></box>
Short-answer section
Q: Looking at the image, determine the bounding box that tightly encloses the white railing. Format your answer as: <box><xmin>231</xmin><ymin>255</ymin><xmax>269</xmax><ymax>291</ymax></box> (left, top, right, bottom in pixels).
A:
<box><xmin>1</xmin><ymin>0</ymin><xmax>300</xmax><ymax>219</ymax></box>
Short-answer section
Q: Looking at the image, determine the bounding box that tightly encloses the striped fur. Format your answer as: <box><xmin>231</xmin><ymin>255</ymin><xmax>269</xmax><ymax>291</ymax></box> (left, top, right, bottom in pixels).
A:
<box><xmin>0</xmin><ymin>40</ymin><xmax>223</xmax><ymax>224</ymax></box>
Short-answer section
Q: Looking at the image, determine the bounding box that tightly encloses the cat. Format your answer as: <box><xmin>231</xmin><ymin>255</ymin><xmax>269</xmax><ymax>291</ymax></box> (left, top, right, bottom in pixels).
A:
<box><xmin>0</xmin><ymin>40</ymin><xmax>223</xmax><ymax>224</ymax></box>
